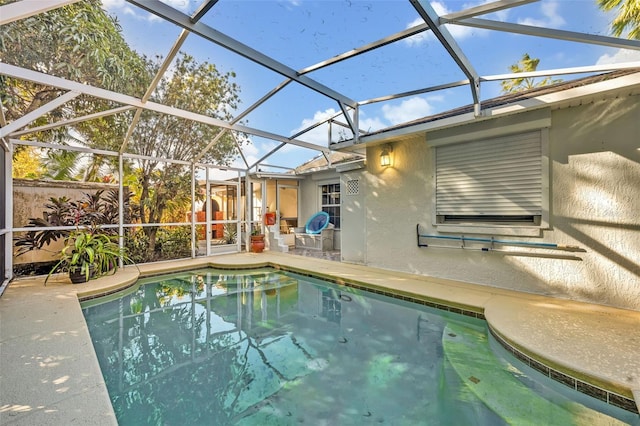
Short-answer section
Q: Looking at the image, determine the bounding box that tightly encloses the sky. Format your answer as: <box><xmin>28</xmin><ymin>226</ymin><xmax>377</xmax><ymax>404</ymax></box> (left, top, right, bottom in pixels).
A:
<box><xmin>99</xmin><ymin>0</ymin><xmax>640</xmax><ymax>176</ymax></box>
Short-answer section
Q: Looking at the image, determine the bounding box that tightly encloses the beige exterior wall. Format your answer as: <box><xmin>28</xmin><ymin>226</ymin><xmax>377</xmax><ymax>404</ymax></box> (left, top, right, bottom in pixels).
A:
<box><xmin>356</xmin><ymin>94</ymin><xmax>640</xmax><ymax>311</ymax></box>
<box><xmin>298</xmin><ymin>171</ymin><xmax>341</xmax><ymax>250</ymax></box>
<box><xmin>340</xmin><ymin>169</ymin><xmax>366</xmax><ymax>263</ymax></box>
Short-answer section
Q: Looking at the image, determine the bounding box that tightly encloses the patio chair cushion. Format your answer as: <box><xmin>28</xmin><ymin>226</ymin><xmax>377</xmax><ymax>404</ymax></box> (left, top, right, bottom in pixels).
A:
<box><xmin>305</xmin><ymin>211</ymin><xmax>330</xmax><ymax>234</ymax></box>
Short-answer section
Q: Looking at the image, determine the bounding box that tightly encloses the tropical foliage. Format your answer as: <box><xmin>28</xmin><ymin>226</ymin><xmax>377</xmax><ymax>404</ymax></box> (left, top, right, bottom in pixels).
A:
<box><xmin>128</xmin><ymin>53</ymin><xmax>242</xmax><ymax>253</ymax></box>
<box><xmin>14</xmin><ymin>189</ymin><xmax>194</xmax><ymax>270</ymax></box>
<box><xmin>12</xmin><ymin>146</ymin><xmax>44</xmax><ymax>179</ymax></box>
<box><xmin>46</xmin><ymin>226</ymin><xmax>127</xmax><ymax>284</ymax></box>
<box><xmin>0</xmin><ymin>0</ymin><xmax>149</xmax><ymax>152</ymax></box>
<box><xmin>500</xmin><ymin>54</ymin><xmax>563</xmax><ymax>94</ymax></box>
<box><xmin>3</xmin><ymin>1</ymin><xmax>245</xmax><ymax>256</ymax></box>
<box><xmin>14</xmin><ymin>190</ymin><xmax>127</xmax><ymax>257</ymax></box>
<box><xmin>597</xmin><ymin>0</ymin><xmax>640</xmax><ymax>39</ymax></box>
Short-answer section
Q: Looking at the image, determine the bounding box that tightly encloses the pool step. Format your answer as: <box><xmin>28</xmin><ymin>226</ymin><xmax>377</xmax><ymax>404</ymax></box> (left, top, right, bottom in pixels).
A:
<box><xmin>442</xmin><ymin>322</ymin><xmax>626</xmax><ymax>425</ymax></box>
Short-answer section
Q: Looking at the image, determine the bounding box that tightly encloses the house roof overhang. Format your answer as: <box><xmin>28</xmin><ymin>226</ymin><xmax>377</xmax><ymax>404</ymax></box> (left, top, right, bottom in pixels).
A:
<box><xmin>330</xmin><ymin>69</ymin><xmax>640</xmax><ymax>149</ymax></box>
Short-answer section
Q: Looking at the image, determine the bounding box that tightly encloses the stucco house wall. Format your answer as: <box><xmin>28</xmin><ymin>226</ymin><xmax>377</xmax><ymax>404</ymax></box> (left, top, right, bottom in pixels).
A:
<box><xmin>298</xmin><ymin>170</ymin><xmax>341</xmax><ymax>250</ymax></box>
<box><xmin>339</xmin><ymin>168</ymin><xmax>366</xmax><ymax>264</ymax></box>
<box><xmin>355</xmin><ymin>93</ymin><xmax>640</xmax><ymax>311</ymax></box>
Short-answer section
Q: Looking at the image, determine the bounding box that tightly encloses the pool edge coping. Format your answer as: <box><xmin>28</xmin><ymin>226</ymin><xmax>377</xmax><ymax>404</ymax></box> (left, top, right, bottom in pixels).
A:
<box><xmin>39</xmin><ymin>255</ymin><xmax>640</xmax><ymax>417</ymax></box>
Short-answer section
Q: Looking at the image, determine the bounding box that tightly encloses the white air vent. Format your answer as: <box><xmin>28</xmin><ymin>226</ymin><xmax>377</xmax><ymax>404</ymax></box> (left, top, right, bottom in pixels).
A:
<box><xmin>346</xmin><ymin>179</ymin><xmax>359</xmax><ymax>195</ymax></box>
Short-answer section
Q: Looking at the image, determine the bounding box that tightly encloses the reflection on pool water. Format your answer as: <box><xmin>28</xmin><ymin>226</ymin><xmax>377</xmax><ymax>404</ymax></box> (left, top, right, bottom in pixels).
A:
<box><xmin>81</xmin><ymin>268</ymin><xmax>635</xmax><ymax>425</ymax></box>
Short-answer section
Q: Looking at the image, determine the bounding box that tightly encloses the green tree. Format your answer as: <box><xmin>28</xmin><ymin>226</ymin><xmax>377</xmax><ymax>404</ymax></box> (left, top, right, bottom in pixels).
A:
<box><xmin>598</xmin><ymin>0</ymin><xmax>640</xmax><ymax>39</ymax></box>
<box><xmin>500</xmin><ymin>53</ymin><xmax>563</xmax><ymax>94</ymax></box>
<box><xmin>2</xmin><ymin>1</ymin><xmax>245</xmax><ymax>259</ymax></box>
<box><xmin>128</xmin><ymin>53</ymin><xmax>243</xmax><ymax>253</ymax></box>
<box><xmin>0</xmin><ymin>0</ymin><xmax>150</xmax><ymax>171</ymax></box>
<box><xmin>12</xmin><ymin>146</ymin><xmax>44</xmax><ymax>179</ymax></box>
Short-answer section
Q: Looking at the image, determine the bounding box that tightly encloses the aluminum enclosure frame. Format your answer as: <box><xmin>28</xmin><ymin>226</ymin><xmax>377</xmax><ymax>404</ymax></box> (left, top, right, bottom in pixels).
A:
<box><xmin>1</xmin><ymin>0</ymin><xmax>640</xmax><ymax>282</ymax></box>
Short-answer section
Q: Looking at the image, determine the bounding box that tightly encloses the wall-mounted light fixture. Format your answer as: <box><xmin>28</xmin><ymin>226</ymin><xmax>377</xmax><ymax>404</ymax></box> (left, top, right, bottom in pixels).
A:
<box><xmin>380</xmin><ymin>144</ymin><xmax>393</xmax><ymax>167</ymax></box>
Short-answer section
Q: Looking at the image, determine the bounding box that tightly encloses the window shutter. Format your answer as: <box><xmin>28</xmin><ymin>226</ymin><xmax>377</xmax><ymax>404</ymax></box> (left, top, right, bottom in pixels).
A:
<box><xmin>436</xmin><ymin>131</ymin><xmax>542</xmax><ymax>216</ymax></box>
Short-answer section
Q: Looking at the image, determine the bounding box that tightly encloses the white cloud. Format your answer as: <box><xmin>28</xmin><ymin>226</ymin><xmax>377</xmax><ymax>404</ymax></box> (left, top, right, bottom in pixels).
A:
<box><xmin>289</xmin><ymin>108</ymin><xmax>340</xmax><ymax>146</ymax></box>
<box><xmin>161</xmin><ymin>0</ymin><xmax>189</xmax><ymax>10</ymax></box>
<box><xmin>381</xmin><ymin>97</ymin><xmax>434</xmax><ymax>125</ymax></box>
<box><xmin>404</xmin><ymin>1</ymin><xmax>481</xmax><ymax>47</ymax></box>
<box><xmin>285</xmin><ymin>98</ymin><xmax>434</xmax><ymax>150</ymax></box>
<box><xmin>239</xmin><ymin>140</ymin><xmax>260</xmax><ymax>165</ymax></box>
<box><xmin>596</xmin><ymin>49</ymin><xmax>640</xmax><ymax>65</ymax></box>
<box><xmin>359</xmin><ymin>116</ymin><xmax>386</xmax><ymax>134</ymax></box>
<box><xmin>101</xmin><ymin>0</ymin><xmax>125</xmax><ymax>9</ymax></box>
<box><xmin>102</xmin><ymin>0</ymin><xmax>195</xmax><ymax>21</ymax></box>
<box><xmin>518</xmin><ymin>1</ymin><xmax>565</xmax><ymax>28</ymax></box>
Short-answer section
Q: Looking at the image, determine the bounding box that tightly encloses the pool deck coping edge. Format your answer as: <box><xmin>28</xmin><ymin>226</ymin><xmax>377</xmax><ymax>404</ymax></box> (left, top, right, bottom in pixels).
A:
<box><xmin>2</xmin><ymin>252</ymin><xmax>639</xmax><ymax>425</ymax></box>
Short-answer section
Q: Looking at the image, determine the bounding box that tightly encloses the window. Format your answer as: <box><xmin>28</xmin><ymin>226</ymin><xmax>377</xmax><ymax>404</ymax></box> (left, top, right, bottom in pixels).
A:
<box><xmin>321</xmin><ymin>183</ymin><xmax>340</xmax><ymax>228</ymax></box>
<box><xmin>435</xmin><ymin>131</ymin><xmax>545</xmax><ymax>231</ymax></box>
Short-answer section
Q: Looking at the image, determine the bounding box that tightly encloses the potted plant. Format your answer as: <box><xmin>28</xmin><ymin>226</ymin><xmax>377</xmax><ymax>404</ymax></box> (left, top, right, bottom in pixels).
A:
<box><xmin>250</xmin><ymin>227</ymin><xmax>265</xmax><ymax>253</ymax></box>
<box><xmin>223</xmin><ymin>223</ymin><xmax>237</xmax><ymax>245</ymax></box>
<box><xmin>46</xmin><ymin>226</ymin><xmax>129</xmax><ymax>285</ymax></box>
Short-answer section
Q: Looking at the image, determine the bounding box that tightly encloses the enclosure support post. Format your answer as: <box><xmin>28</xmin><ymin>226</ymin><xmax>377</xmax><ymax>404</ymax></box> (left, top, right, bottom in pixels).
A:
<box><xmin>191</xmin><ymin>163</ymin><xmax>196</xmax><ymax>259</ymax></box>
<box><xmin>118</xmin><ymin>154</ymin><xmax>124</xmax><ymax>268</ymax></box>
<box><xmin>244</xmin><ymin>171</ymin><xmax>251</xmax><ymax>252</ymax></box>
<box><xmin>205</xmin><ymin>167</ymin><xmax>211</xmax><ymax>257</ymax></box>
<box><xmin>1</xmin><ymin>140</ymin><xmax>13</xmax><ymax>292</ymax></box>
<box><xmin>236</xmin><ymin>171</ymin><xmax>242</xmax><ymax>253</ymax></box>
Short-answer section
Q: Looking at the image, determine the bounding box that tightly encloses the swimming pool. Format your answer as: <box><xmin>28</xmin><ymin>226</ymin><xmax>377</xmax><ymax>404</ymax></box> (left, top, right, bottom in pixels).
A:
<box><xmin>81</xmin><ymin>267</ymin><xmax>635</xmax><ymax>425</ymax></box>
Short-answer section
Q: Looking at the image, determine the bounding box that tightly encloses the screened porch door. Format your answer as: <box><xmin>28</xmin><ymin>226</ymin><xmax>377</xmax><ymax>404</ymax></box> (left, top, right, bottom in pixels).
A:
<box><xmin>277</xmin><ymin>184</ymin><xmax>298</xmax><ymax>234</ymax></box>
<box><xmin>206</xmin><ymin>181</ymin><xmax>241</xmax><ymax>254</ymax></box>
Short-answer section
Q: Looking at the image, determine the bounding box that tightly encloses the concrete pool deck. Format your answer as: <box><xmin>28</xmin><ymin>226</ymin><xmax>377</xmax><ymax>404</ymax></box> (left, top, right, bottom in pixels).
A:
<box><xmin>1</xmin><ymin>252</ymin><xmax>639</xmax><ymax>424</ymax></box>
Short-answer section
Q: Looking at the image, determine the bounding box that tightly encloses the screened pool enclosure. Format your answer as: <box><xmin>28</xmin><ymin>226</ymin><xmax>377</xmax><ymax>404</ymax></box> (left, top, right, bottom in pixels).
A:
<box><xmin>2</xmin><ymin>0</ymin><xmax>639</xmax><ymax>291</ymax></box>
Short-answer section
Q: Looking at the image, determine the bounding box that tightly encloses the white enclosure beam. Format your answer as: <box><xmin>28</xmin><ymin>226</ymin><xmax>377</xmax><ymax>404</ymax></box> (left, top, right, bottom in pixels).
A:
<box><xmin>0</xmin><ymin>63</ymin><xmax>326</xmax><ymax>153</ymax></box>
<box><xmin>118</xmin><ymin>154</ymin><xmax>124</xmax><ymax>268</ymax></box>
<box><xmin>482</xmin><ymin>62</ymin><xmax>640</xmax><ymax>81</ymax></box>
<box><xmin>0</xmin><ymin>100</ymin><xmax>8</xmax><ymax>152</ymax></box>
<box><xmin>11</xmin><ymin>138</ymin><xmax>118</xmax><ymax>157</ymax></box>
<box><xmin>193</xmin><ymin>162</ymin><xmax>245</xmax><ymax>172</ymax></box>
<box><xmin>126</xmin><ymin>0</ymin><xmax>357</xmax><ymax>108</ymax></box>
<box><xmin>250</xmin><ymin>143</ymin><xmax>287</xmax><ymax>170</ymax></box>
<box><xmin>410</xmin><ymin>0</ymin><xmax>481</xmax><ymax>110</ymax></box>
<box><xmin>3</xmin><ymin>139</ymin><xmax>13</xmax><ymax>284</ymax></box>
<box><xmin>120</xmin><ymin>109</ymin><xmax>143</xmax><ymax>155</ymax></box>
<box><xmin>0</xmin><ymin>0</ymin><xmax>80</xmax><ymax>25</ymax></box>
<box><xmin>144</xmin><ymin>31</ymin><xmax>189</xmax><ymax>104</ymax></box>
<box><xmin>256</xmin><ymin>164</ymin><xmax>295</xmax><ymax>172</ymax></box>
<box><xmin>441</xmin><ymin>0</ymin><xmax>538</xmax><ymax>22</ymax></box>
<box><xmin>195</xmin><ymin>79</ymin><xmax>293</xmax><ymax>162</ymax></box>
<box><xmin>231</xmin><ymin>133</ymin><xmax>250</xmax><ymax>169</ymax></box>
<box><xmin>191</xmin><ymin>0</ymin><xmax>220</xmax><ymax>23</ymax></box>
<box><xmin>299</xmin><ymin>23</ymin><xmax>431</xmax><ymax>75</ymax></box>
<box><xmin>448</xmin><ymin>18</ymin><xmax>640</xmax><ymax>51</ymax></box>
<box><xmin>190</xmin><ymin>163</ymin><xmax>196</xmax><ymax>258</ymax></box>
<box><xmin>120</xmin><ymin>29</ymin><xmax>190</xmax><ymax>154</ymax></box>
<box><xmin>0</xmin><ymin>90</ymin><xmax>81</xmax><ymax>137</ymax></box>
<box><xmin>338</xmin><ymin>102</ymin><xmax>357</xmax><ymax>140</ymax></box>
<box><xmin>360</xmin><ymin>80</ymin><xmax>470</xmax><ymax>105</ymax></box>
<box><xmin>9</xmin><ymin>106</ymin><xmax>135</xmax><ymax>137</ymax></box>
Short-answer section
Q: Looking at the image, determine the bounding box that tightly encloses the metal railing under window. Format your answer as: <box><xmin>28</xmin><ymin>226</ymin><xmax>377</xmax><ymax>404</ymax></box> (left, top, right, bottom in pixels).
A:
<box><xmin>416</xmin><ymin>224</ymin><xmax>585</xmax><ymax>259</ymax></box>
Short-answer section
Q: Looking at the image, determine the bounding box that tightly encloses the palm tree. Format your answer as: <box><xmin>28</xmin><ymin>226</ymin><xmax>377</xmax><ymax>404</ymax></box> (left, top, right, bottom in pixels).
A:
<box><xmin>500</xmin><ymin>54</ymin><xmax>562</xmax><ymax>94</ymax></box>
<box><xmin>598</xmin><ymin>0</ymin><xmax>640</xmax><ymax>39</ymax></box>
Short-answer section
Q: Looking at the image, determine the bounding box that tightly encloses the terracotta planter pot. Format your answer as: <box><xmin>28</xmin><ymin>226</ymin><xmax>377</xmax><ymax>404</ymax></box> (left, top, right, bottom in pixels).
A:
<box><xmin>250</xmin><ymin>235</ymin><xmax>265</xmax><ymax>253</ymax></box>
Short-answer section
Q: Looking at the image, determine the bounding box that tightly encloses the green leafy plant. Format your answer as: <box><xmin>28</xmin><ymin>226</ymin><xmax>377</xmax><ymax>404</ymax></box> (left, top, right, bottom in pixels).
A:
<box><xmin>46</xmin><ymin>226</ymin><xmax>130</xmax><ymax>284</ymax></box>
<box><xmin>223</xmin><ymin>223</ymin><xmax>237</xmax><ymax>244</ymax></box>
<box><xmin>14</xmin><ymin>189</ymin><xmax>133</xmax><ymax>256</ymax></box>
<box><xmin>156</xmin><ymin>226</ymin><xmax>192</xmax><ymax>259</ymax></box>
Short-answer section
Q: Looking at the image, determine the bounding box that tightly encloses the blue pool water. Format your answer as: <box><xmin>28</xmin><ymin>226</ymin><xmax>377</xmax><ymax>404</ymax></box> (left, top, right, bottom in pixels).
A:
<box><xmin>81</xmin><ymin>268</ymin><xmax>636</xmax><ymax>425</ymax></box>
